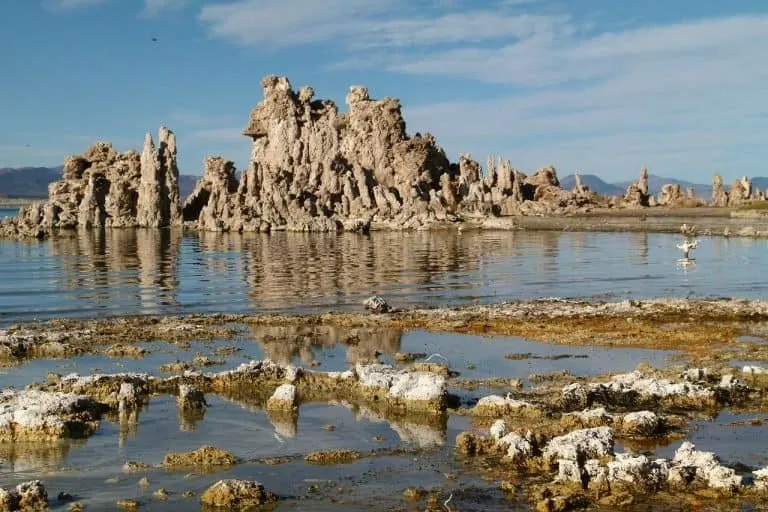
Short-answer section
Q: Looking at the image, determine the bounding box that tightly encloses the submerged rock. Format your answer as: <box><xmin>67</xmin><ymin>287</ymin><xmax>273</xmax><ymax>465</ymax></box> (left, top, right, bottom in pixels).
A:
<box><xmin>305</xmin><ymin>449</ymin><xmax>360</xmax><ymax>465</ymax></box>
<box><xmin>163</xmin><ymin>446</ymin><xmax>238</xmax><ymax>469</ymax></box>
<box><xmin>200</xmin><ymin>479</ymin><xmax>277</xmax><ymax>509</ymax></box>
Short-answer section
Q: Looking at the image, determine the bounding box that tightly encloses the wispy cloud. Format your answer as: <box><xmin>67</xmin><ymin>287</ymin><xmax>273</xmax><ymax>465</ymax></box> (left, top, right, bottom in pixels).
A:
<box><xmin>141</xmin><ymin>0</ymin><xmax>192</xmax><ymax>17</ymax></box>
<box><xmin>198</xmin><ymin>0</ymin><xmax>403</xmax><ymax>48</ymax></box>
<box><xmin>196</xmin><ymin>0</ymin><xmax>768</xmax><ymax>181</ymax></box>
<box><xmin>397</xmin><ymin>14</ymin><xmax>768</xmax><ymax>180</ymax></box>
<box><xmin>43</xmin><ymin>0</ymin><xmax>109</xmax><ymax>10</ymax></box>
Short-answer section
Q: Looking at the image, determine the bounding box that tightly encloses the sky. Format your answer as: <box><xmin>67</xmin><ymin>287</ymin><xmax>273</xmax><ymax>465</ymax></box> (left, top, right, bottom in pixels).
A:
<box><xmin>1</xmin><ymin>0</ymin><xmax>767</xmax><ymax>183</ymax></box>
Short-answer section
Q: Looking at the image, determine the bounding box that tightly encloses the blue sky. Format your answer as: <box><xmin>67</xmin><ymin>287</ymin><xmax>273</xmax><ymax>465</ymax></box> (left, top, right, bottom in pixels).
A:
<box><xmin>1</xmin><ymin>0</ymin><xmax>767</xmax><ymax>183</ymax></box>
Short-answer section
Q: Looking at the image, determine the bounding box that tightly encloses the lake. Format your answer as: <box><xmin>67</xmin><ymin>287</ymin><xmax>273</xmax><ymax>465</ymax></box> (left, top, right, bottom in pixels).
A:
<box><xmin>0</xmin><ymin>228</ymin><xmax>766</xmax><ymax>323</ymax></box>
<box><xmin>1</xmin><ymin>227</ymin><xmax>767</xmax><ymax>510</ymax></box>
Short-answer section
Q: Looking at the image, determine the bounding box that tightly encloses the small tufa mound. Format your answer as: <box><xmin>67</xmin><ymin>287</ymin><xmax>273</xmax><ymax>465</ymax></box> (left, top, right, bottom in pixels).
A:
<box><xmin>542</xmin><ymin>427</ymin><xmax>615</xmax><ymax>465</ymax></box>
<box><xmin>163</xmin><ymin>446</ymin><xmax>237</xmax><ymax>469</ymax></box>
<box><xmin>471</xmin><ymin>395</ymin><xmax>542</xmax><ymax>417</ymax></box>
<box><xmin>305</xmin><ymin>449</ymin><xmax>360</xmax><ymax>465</ymax></box>
<box><xmin>616</xmin><ymin>411</ymin><xmax>663</xmax><ymax>437</ymax></box>
<box><xmin>669</xmin><ymin>441</ymin><xmax>742</xmax><ymax>492</ymax></box>
<box><xmin>201</xmin><ymin>479</ymin><xmax>277</xmax><ymax>509</ymax></box>
<box><xmin>265</xmin><ymin>384</ymin><xmax>297</xmax><ymax>412</ymax></box>
<box><xmin>177</xmin><ymin>385</ymin><xmax>207</xmax><ymax>411</ymax></box>
<box><xmin>363</xmin><ymin>296</ymin><xmax>391</xmax><ymax>313</ymax></box>
<box><xmin>0</xmin><ymin>480</ymin><xmax>48</xmax><ymax>511</ymax></box>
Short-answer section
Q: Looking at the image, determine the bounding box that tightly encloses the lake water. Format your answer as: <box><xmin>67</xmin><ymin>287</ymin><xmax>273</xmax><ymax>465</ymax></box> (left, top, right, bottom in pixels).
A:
<box><xmin>0</xmin><ymin>207</ymin><xmax>19</xmax><ymax>219</ymax></box>
<box><xmin>1</xmin><ymin>228</ymin><xmax>767</xmax><ymax>323</ymax></box>
<box><xmin>1</xmin><ymin>227</ymin><xmax>766</xmax><ymax>510</ymax></box>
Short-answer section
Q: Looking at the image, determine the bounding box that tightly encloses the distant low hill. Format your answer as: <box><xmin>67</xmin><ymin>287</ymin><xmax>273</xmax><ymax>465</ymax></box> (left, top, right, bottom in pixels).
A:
<box><xmin>614</xmin><ymin>174</ymin><xmax>711</xmax><ymax>198</ymax></box>
<box><xmin>561</xmin><ymin>173</ymin><xmax>716</xmax><ymax>198</ymax></box>
<box><xmin>1</xmin><ymin>166</ymin><xmax>763</xmax><ymax>203</ymax></box>
<box><xmin>0</xmin><ymin>166</ymin><xmax>64</xmax><ymax>199</ymax></box>
<box><xmin>0</xmin><ymin>167</ymin><xmax>198</xmax><ymax>200</ymax></box>
<box><xmin>559</xmin><ymin>174</ymin><xmax>624</xmax><ymax>196</ymax></box>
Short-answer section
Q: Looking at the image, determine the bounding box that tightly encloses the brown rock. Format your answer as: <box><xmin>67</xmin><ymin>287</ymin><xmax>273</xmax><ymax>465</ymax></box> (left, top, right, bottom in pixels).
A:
<box><xmin>200</xmin><ymin>479</ymin><xmax>277</xmax><ymax>509</ymax></box>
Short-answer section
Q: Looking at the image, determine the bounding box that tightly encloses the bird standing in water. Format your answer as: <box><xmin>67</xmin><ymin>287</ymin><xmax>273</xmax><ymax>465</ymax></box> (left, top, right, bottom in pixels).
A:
<box><xmin>676</xmin><ymin>239</ymin><xmax>699</xmax><ymax>259</ymax></box>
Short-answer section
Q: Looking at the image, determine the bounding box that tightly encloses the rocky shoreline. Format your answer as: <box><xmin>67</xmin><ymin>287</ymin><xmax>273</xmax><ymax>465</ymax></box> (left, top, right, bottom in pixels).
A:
<box><xmin>3</xmin><ymin>297</ymin><xmax>768</xmax><ymax>509</ymax></box>
<box><xmin>2</xmin><ymin>75</ymin><xmax>768</xmax><ymax>240</ymax></box>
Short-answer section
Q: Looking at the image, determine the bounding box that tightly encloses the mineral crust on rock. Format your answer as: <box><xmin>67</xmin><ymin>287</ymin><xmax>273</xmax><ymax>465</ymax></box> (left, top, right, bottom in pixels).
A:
<box><xmin>265</xmin><ymin>384</ymin><xmax>297</xmax><ymax>412</ymax></box>
<box><xmin>471</xmin><ymin>395</ymin><xmax>542</xmax><ymax>417</ymax></box>
<box><xmin>0</xmin><ymin>389</ymin><xmax>103</xmax><ymax>441</ymax></box>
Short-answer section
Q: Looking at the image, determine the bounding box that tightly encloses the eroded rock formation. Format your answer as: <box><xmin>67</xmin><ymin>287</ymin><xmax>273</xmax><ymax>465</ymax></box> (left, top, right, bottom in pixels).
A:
<box><xmin>729</xmin><ymin>176</ymin><xmax>753</xmax><ymax>206</ymax></box>
<box><xmin>711</xmin><ymin>174</ymin><xmax>729</xmax><ymax>206</ymax></box>
<box><xmin>1</xmin><ymin>128</ymin><xmax>181</xmax><ymax>239</ymax></box>
<box><xmin>622</xmin><ymin>167</ymin><xmax>651</xmax><ymax>208</ymax></box>
<box><xmin>657</xmin><ymin>183</ymin><xmax>685</xmax><ymax>207</ymax></box>
<box><xmin>178</xmin><ymin>76</ymin><xmax>594</xmax><ymax>233</ymax></box>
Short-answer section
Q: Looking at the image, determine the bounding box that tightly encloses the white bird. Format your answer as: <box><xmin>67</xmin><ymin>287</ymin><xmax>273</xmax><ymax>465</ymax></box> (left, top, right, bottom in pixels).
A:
<box><xmin>676</xmin><ymin>239</ymin><xmax>699</xmax><ymax>259</ymax></box>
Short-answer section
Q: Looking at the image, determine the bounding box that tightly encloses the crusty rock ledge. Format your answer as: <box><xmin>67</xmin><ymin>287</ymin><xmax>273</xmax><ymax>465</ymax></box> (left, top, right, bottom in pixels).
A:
<box><xmin>5</xmin><ymin>297</ymin><xmax>768</xmax><ymax>365</ymax></box>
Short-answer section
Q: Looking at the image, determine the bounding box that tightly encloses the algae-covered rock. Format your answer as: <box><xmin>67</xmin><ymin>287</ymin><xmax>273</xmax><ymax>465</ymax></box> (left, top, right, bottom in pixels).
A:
<box><xmin>200</xmin><ymin>479</ymin><xmax>277</xmax><ymax>509</ymax></box>
<box><xmin>163</xmin><ymin>446</ymin><xmax>237</xmax><ymax>469</ymax></box>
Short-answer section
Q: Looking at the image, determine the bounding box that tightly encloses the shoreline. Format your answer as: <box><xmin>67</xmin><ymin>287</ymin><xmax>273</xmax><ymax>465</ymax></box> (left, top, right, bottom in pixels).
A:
<box><xmin>2</xmin><ymin>209</ymin><xmax>768</xmax><ymax>240</ymax></box>
<box><xmin>3</xmin><ymin>296</ymin><xmax>768</xmax><ymax>510</ymax></box>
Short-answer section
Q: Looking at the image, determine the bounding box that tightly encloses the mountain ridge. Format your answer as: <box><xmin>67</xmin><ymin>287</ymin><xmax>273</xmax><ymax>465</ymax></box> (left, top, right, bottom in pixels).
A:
<box><xmin>0</xmin><ymin>166</ymin><xmax>762</xmax><ymax>202</ymax></box>
<box><xmin>0</xmin><ymin>166</ymin><xmax>198</xmax><ymax>199</ymax></box>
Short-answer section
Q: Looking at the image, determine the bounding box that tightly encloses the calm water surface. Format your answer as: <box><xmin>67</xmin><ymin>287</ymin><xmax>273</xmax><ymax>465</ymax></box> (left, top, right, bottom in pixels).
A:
<box><xmin>1</xmin><ymin>228</ymin><xmax>766</xmax><ymax>323</ymax></box>
<box><xmin>0</xmin><ymin>207</ymin><xmax>19</xmax><ymax>219</ymax></box>
<box><xmin>0</xmin><ymin>227</ymin><xmax>765</xmax><ymax>510</ymax></box>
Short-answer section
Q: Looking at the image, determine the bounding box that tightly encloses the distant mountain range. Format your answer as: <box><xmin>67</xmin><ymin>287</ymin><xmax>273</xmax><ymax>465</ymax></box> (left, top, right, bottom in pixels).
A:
<box><xmin>0</xmin><ymin>166</ymin><xmax>764</xmax><ymax>202</ymax></box>
<box><xmin>558</xmin><ymin>173</ymin><xmax>763</xmax><ymax>198</ymax></box>
<box><xmin>0</xmin><ymin>167</ymin><xmax>198</xmax><ymax>199</ymax></box>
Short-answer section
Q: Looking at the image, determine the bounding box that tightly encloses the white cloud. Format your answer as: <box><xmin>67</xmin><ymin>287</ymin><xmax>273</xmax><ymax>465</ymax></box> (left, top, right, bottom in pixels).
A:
<box><xmin>199</xmin><ymin>0</ymin><xmax>401</xmax><ymax>48</ymax></box>
<box><xmin>141</xmin><ymin>0</ymin><xmax>192</xmax><ymax>17</ymax></box>
<box><xmin>196</xmin><ymin>0</ymin><xmax>768</xmax><ymax>181</ymax></box>
<box><xmin>395</xmin><ymin>14</ymin><xmax>768</xmax><ymax>181</ymax></box>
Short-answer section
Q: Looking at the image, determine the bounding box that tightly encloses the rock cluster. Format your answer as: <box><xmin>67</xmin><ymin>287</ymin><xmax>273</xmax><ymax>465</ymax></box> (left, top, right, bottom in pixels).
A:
<box><xmin>561</xmin><ymin>371</ymin><xmax>718</xmax><ymax>410</ymax></box>
<box><xmin>1</xmin><ymin>76</ymin><xmax>596</xmax><ymax>239</ymax></box>
<box><xmin>0</xmin><ymin>128</ymin><xmax>181</xmax><ymax>239</ymax></box>
<box><xmin>179</xmin><ymin>77</ymin><xmax>595</xmax><ymax>232</ymax></box>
